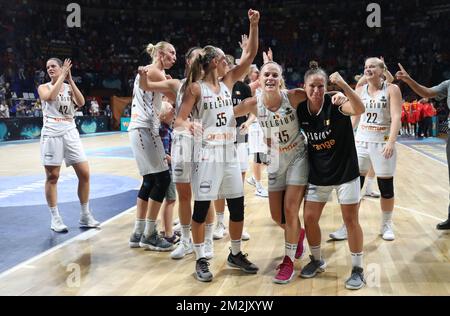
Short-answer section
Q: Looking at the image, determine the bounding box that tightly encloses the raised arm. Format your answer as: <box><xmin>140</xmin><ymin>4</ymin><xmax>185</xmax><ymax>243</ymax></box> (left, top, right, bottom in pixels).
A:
<box><xmin>67</xmin><ymin>67</ymin><xmax>85</xmax><ymax>107</ymax></box>
<box><xmin>395</xmin><ymin>63</ymin><xmax>438</xmax><ymax>98</ymax></box>
<box><xmin>223</xmin><ymin>9</ymin><xmax>260</xmax><ymax>89</ymax></box>
<box><xmin>38</xmin><ymin>59</ymin><xmax>71</xmax><ymax>102</ymax></box>
<box><xmin>329</xmin><ymin>72</ymin><xmax>365</xmax><ymax>116</ymax></box>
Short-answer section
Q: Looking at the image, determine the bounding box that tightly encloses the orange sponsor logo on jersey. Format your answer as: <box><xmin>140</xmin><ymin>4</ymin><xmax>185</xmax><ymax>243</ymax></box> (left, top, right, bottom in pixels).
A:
<box><xmin>206</xmin><ymin>132</ymin><xmax>235</xmax><ymax>141</ymax></box>
<box><xmin>360</xmin><ymin>125</ymin><xmax>388</xmax><ymax>132</ymax></box>
<box><xmin>46</xmin><ymin>116</ymin><xmax>73</xmax><ymax>122</ymax></box>
<box><xmin>279</xmin><ymin>142</ymin><xmax>298</xmax><ymax>153</ymax></box>
<box><xmin>312</xmin><ymin>139</ymin><xmax>335</xmax><ymax>151</ymax></box>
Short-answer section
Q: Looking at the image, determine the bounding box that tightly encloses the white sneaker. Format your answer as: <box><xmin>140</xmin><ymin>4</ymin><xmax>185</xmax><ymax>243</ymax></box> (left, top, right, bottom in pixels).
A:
<box><xmin>205</xmin><ymin>238</ymin><xmax>214</xmax><ymax>260</ymax></box>
<box><xmin>364</xmin><ymin>190</ymin><xmax>381</xmax><ymax>198</ymax></box>
<box><xmin>170</xmin><ymin>239</ymin><xmax>193</xmax><ymax>259</ymax></box>
<box><xmin>241</xmin><ymin>230</ymin><xmax>250</xmax><ymax>241</ymax></box>
<box><xmin>51</xmin><ymin>216</ymin><xmax>68</xmax><ymax>233</ymax></box>
<box><xmin>173</xmin><ymin>222</ymin><xmax>181</xmax><ymax>233</ymax></box>
<box><xmin>255</xmin><ymin>187</ymin><xmax>268</xmax><ymax>197</ymax></box>
<box><xmin>173</xmin><ymin>218</ymin><xmax>180</xmax><ymax>225</ymax></box>
<box><xmin>246</xmin><ymin>176</ymin><xmax>256</xmax><ymax>187</ymax></box>
<box><xmin>329</xmin><ymin>224</ymin><xmax>348</xmax><ymax>240</ymax></box>
<box><xmin>213</xmin><ymin>222</ymin><xmax>226</xmax><ymax>240</ymax></box>
<box><xmin>79</xmin><ymin>213</ymin><xmax>100</xmax><ymax>228</ymax></box>
<box><xmin>381</xmin><ymin>221</ymin><xmax>395</xmax><ymax>241</ymax></box>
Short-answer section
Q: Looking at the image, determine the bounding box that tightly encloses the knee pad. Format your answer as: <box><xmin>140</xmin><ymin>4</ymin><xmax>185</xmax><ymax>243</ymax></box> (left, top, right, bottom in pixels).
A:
<box><xmin>360</xmin><ymin>176</ymin><xmax>365</xmax><ymax>190</ymax></box>
<box><xmin>377</xmin><ymin>177</ymin><xmax>394</xmax><ymax>199</ymax></box>
<box><xmin>192</xmin><ymin>200</ymin><xmax>210</xmax><ymax>223</ymax></box>
<box><xmin>227</xmin><ymin>196</ymin><xmax>244</xmax><ymax>222</ymax></box>
<box><xmin>149</xmin><ymin>170</ymin><xmax>171</xmax><ymax>203</ymax></box>
<box><xmin>138</xmin><ymin>174</ymin><xmax>154</xmax><ymax>201</ymax></box>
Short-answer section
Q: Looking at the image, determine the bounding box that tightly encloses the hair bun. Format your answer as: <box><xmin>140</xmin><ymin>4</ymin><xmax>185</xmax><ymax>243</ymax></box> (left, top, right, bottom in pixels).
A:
<box><xmin>309</xmin><ymin>61</ymin><xmax>319</xmax><ymax>70</ymax></box>
<box><xmin>146</xmin><ymin>43</ymin><xmax>155</xmax><ymax>56</ymax></box>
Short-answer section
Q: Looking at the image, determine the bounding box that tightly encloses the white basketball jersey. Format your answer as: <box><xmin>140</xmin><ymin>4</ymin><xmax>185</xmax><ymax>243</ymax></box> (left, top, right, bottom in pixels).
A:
<box><xmin>41</xmin><ymin>83</ymin><xmax>76</xmax><ymax>136</ymax></box>
<box><xmin>256</xmin><ymin>90</ymin><xmax>304</xmax><ymax>153</ymax></box>
<box><xmin>128</xmin><ymin>74</ymin><xmax>162</xmax><ymax>134</ymax></box>
<box><xmin>355</xmin><ymin>83</ymin><xmax>391</xmax><ymax>143</ymax></box>
<box><xmin>175</xmin><ymin>78</ymin><xmax>187</xmax><ymax>115</ymax></box>
<box><xmin>191</xmin><ymin>81</ymin><xmax>236</xmax><ymax>146</ymax></box>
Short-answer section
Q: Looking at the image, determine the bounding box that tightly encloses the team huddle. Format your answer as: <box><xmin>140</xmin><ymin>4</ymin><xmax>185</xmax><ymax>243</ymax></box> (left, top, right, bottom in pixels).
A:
<box><xmin>36</xmin><ymin>9</ymin><xmax>450</xmax><ymax>291</ymax></box>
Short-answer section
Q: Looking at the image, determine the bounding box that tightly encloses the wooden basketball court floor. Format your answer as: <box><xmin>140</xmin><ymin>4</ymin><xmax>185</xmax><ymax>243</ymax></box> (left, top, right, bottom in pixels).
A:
<box><xmin>0</xmin><ymin>132</ymin><xmax>448</xmax><ymax>296</ymax></box>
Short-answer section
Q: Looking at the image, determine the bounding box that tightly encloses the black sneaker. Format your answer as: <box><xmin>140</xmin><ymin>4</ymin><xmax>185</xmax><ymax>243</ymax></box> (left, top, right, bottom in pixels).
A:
<box><xmin>227</xmin><ymin>251</ymin><xmax>259</xmax><ymax>274</ymax></box>
<box><xmin>436</xmin><ymin>218</ymin><xmax>450</xmax><ymax>230</ymax></box>
<box><xmin>300</xmin><ymin>255</ymin><xmax>327</xmax><ymax>278</ymax></box>
<box><xmin>195</xmin><ymin>258</ymin><xmax>213</xmax><ymax>282</ymax></box>
<box><xmin>164</xmin><ymin>233</ymin><xmax>181</xmax><ymax>245</ymax></box>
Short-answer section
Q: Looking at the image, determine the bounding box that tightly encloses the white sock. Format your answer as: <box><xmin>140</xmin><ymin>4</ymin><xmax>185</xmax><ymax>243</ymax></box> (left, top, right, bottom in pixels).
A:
<box><xmin>216</xmin><ymin>212</ymin><xmax>225</xmax><ymax>225</ymax></box>
<box><xmin>285</xmin><ymin>242</ymin><xmax>297</xmax><ymax>262</ymax></box>
<box><xmin>382</xmin><ymin>211</ymin><xmax>393</xmax><ymax>224</ymax></box>
<box><xmin>181</xmin><ymin>224</ymin><xmax>191</xmax><ymax>242</ymax></box>
<box><xmin>366</xmin><ymin>177</ymin><xmax>374</xmax><ymax>193</ymax></box>
<box><xmin>144</xmin><ymin>219</ymin><xmax>157</xmax><ymax>237</ymax></box>
<box><xmin>80</xmin><ymin>202</ymin><xmax>90</xmax><ymax>215</ymax></box>
<box><xmin>134</xmin><ymin>219</ymin><xmax>146</xmax><ymax>235</ymax></box>
<box><xmin>351</xmin><ymin>252</ymin><xmax>364</xmax><ymax>268</ymax></box>
<box><xmin>231</xmin><ymin>239</ymin><xmax>241</xmax><ymax>255</ymax></box>
<box><xmin>205</xmin><ymin>223</ymin><xmax>214</xmax><ymax>241</ymax></box>
<box><xmin>193</xmin><ymin>243</ymin><xmax>205</xmax><ymax>260</ymax></box>
<box><xmin>310</xmin><ymin>245</ymin><xmax>321</xmax><ymax>261</ymax></box>
<box><xmin>49</xmin><ymin>206</ymin><xmax>60</xmax><ymax>217</ymax></box>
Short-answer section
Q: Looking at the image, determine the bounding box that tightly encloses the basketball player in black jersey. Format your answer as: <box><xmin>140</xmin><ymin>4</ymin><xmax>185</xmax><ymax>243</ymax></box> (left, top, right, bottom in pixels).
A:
<box><xmin>297</xmin><ymin>62</ymin><xmax>366</xmax><ymax>290</ymax></box>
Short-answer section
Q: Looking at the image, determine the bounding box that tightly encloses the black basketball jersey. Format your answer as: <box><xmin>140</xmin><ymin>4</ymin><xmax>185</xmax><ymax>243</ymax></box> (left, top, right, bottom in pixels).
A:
<box><xmin>297</xmin><ymin>94</ymin><xmax>359</xmax><ymax>186</ymax></box>
<box><xmin>232</xmin><ymin>81</ymin><xmax>252</xmax><ymax>143</ymax></box>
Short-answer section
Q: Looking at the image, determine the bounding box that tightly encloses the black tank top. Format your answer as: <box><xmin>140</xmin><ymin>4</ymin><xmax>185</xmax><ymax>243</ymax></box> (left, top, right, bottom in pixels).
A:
<box><xmin>232</xmin><ymin>81</ymin><xmax>252</xmax><ymax>143</ymax></box>
<box><xmin>297</xmin><ymin>94</ymin><xmax>359</xmax><ymax>186</ymax></box>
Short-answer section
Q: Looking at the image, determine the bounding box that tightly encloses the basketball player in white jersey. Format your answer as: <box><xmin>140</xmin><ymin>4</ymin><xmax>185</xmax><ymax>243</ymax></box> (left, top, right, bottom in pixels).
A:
<box><xmin>38</xmin><ymin>58</ymin><xmax>100</xmax><ymax>232</ymax></box>
<box><xmin>175</xmin><ymin>9</ymin><xmax>261</xmax><ymax>282</ymax></box>
<box><xmin>246</xmin><ymin>65</ymin><xmax>269</xmax><ymax>198</ymax></box>
<box><xmin>330</xmin><ymin>57</ymin><xmax>402</xmax><ymax>241</ymax></box>
<box><xmin>128</xmin><ymin>41</ymin><xmax>177</xmax><ymax>251</ymax></box>
<box><xmin>234</xmin><ymin>61</ymin><xmax>347</xmax><ymax>284</ymax></box>
<box><xmin>233</xmin><ymin>61</ymin><xmax>309</xmax><ymax>284</ymax></box>
<box><xmin>137</xmin><ymin>47</ymin><xmax>216</xmax><ymax>260</ymax></box>
<box><xmin>356</xmin><ymin>59</ymin><xmax>394</xmax><ymax>199</ymax></box>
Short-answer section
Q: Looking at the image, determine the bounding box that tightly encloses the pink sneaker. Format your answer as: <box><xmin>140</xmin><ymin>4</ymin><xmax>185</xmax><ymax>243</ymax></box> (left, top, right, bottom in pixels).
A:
<box><xmin>273</xmin><ymin>256</ymin><xmax>295</xmax><ymax>284</ymax></box>
<box><xmin>295</xmin><ymin>228</ymin><xmax>306</xmax><ymax>259</ymax></box>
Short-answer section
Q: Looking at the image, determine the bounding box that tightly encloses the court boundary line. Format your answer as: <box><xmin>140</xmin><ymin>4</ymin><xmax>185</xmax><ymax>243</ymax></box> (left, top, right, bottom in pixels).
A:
<box><xmin>365</xmin><ymin>198</ymin><xmax>445</xmax><ymax>221</ymax></box>
<box><xmin>367</xmin><ymin>142</ymin><xmax>447</xmax><ymax>221</ymax></box>
<box><xmin>0</xmin><ymin>131</ymin><xmax>123</xmax><ymax>147</ymax></box>
<box><xmin>0</xmin><ymin>205</ymin><xmax>136</xmax><ymax>279</ymax></box>
<box><xmin>397</xmin><ymin>142</ymin><xmax>447</xmax><ymax>167</ymax></box>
